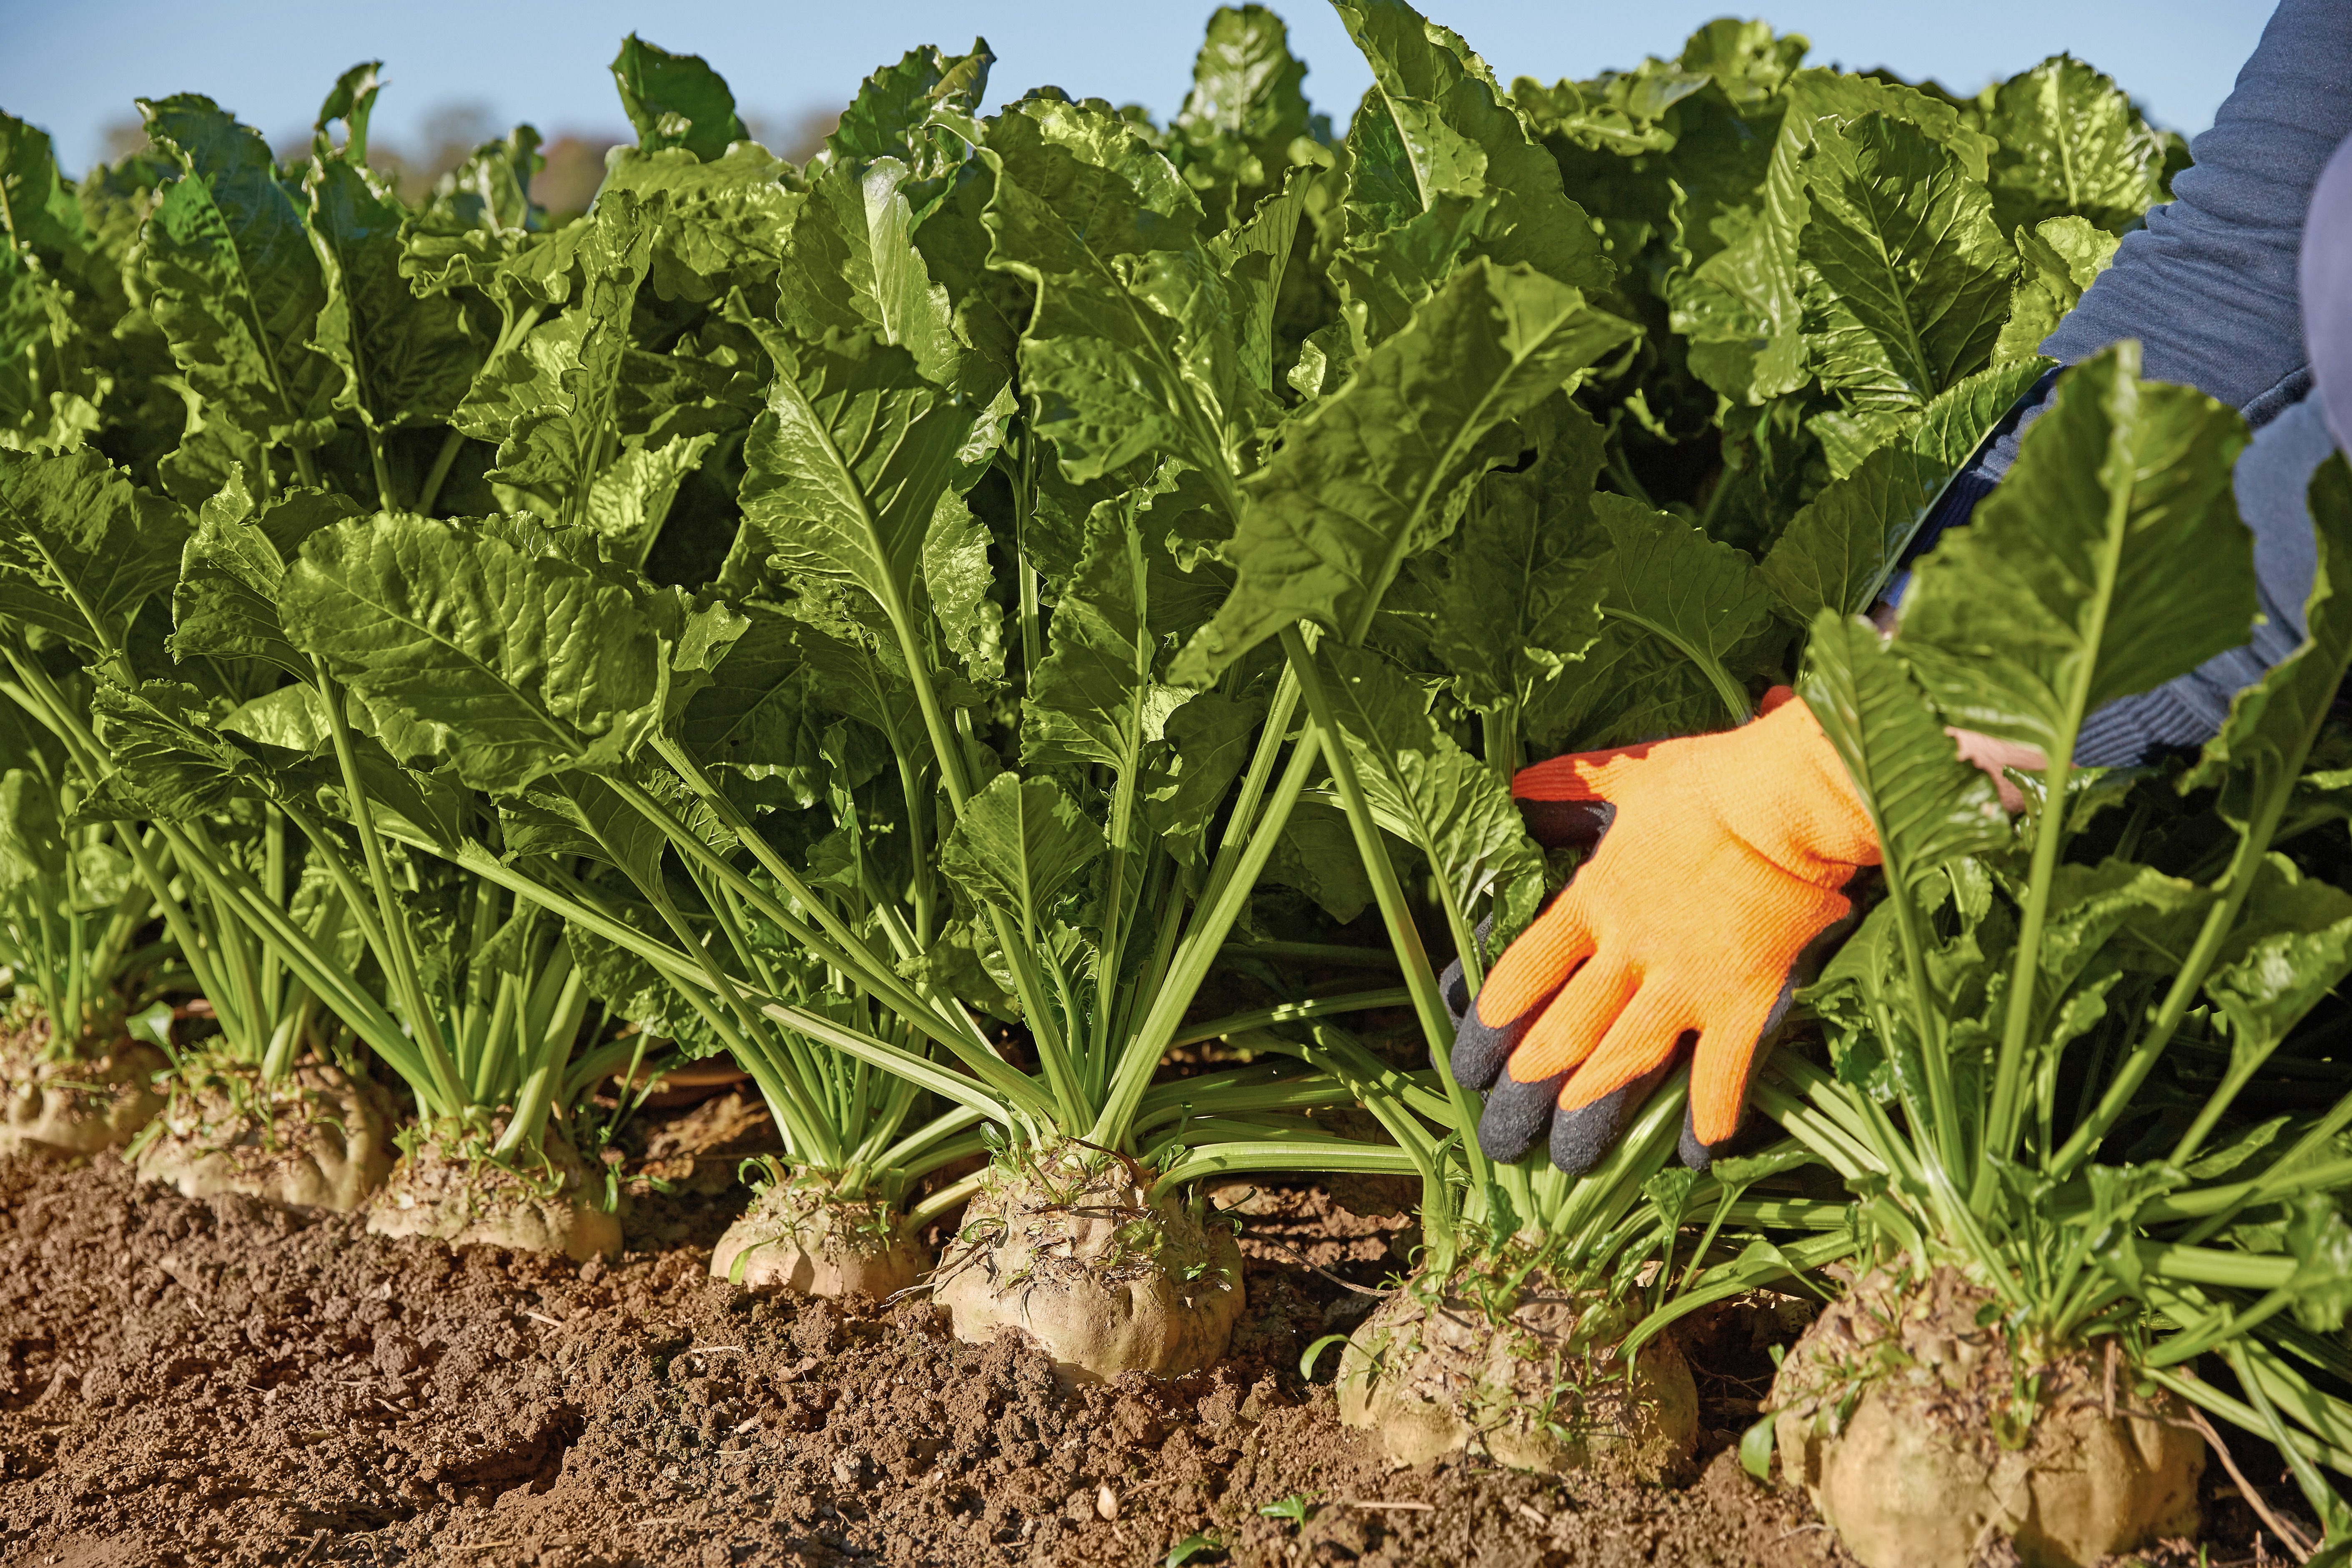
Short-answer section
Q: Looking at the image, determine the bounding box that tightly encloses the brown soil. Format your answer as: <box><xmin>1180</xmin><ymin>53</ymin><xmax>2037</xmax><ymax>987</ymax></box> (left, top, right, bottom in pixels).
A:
<box><xmin>0</xmin><ymin>1096</ymin><xmax>2315</xmax><ymax>1567</ymax></box>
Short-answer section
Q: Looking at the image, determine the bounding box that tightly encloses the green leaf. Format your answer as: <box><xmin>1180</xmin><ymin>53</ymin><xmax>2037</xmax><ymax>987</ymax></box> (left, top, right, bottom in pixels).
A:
<box><xmin>1316</xmin><ymin>641</ymin><xmax>1544</xmax><ymax>922</ymax></box>
<box><xmin>2185</xmin><ymin>457</ymin><xmax>2352</xmax><ymax>824</ymax></box>
<box><xmin>674</xmin><ymin>602</ymin><xmax>821</xmax><ymax>792</ymax></box>
<box><xmin>1800</xmin><ymin>113</ymin><xmax>2016</xmax><ymax>428</ymax></box>
<box><xmin>308</xmin><ymin>158</ymin><xmax>481</xmax><ymax>434</ymax></box>
<box><xmin>1801</xmin><ymin>611</ymin><xmax>2008</xmax><ymax>896</ymax></box>
<box><xmin>938</xmin><ymin>772</ymin><xmax>1105</xmax><ymax>936</ymax></box>
<box><xmin>1994</xmin><ymin>216</ymin><xmax>2119</xmax><ymax>365</ymax></box>
<box><xmin>1898</xmin><ymin>343</ymin><xmax>2259</xmax><ymax>756</ymax></box>
<box><xmin>1264</xmin><ymin>800</ymin><xmax>1374</xmax><ymax>925</ymax></box>
<box><xmin>1176</xmin><ymin>258</ymin><xmax>1634</xmax><ymax>682</ymax></box>
<box><xmin>1761</xmin><ymin>357</ymin><xmax>2055</xmax><ymax>622</ymax></box>
<box><xmin>778</xmin><ymin>159</ymin><xmax>970</xmax><ymax>395</ymax></box>
<box><xmin>1983</xmin><ymin>55</ymin><xmax>2166</xmax><ymax>237</ymax></box>
<box><xmin>310</xmin><ymin>61</ymin><xmax>381</xmax><ymax>163</ymax></box>
<box><xmin>599</xmin><ymin>143</ymin><xmax>798</xmax><ymax>305</ymax></box>
<box><xmin>1332</xmin><ymin>0</ymin><xmax>1612</xmax><ymax>295</ymax></box>
<box><xmin>0</xmin><ymin>112</ymin><xmax>93</xmax><ymax>266</ymax></box>
<box><xmin>1144</xmin><ymin>690</ymin><xmax>1265</xmax><ymax>867</ymax></box>
<box><xmin>1178</xmin><ymin>7</ymin><xmax>1312</xmax><ymax>151</ymax></box>
<box><xmin>2206</xmin><ymin>856</ymin><xmax>2352</xmax><ymax>1060</ymax></box>
<box><xmin>1739</xmin><ymin>1411</ymin><xmax>1780</xmax><ymax>1484</ymax></box>
<box><xmin>610</xmin><ymin>35</ymin><xmax>748</xmax><ymax>164</ymax></box>
<box><xmin>1594</xmin><ymin>493</ymin><xmax>1775</xmax><ymax>723</ymax></box>
<box><xmin>0</xmin><ymin>446</ymin><xmax>186</xmax><ymax>653</ymax></box>
<box><xmin>0</xmin><ymin>244</ymin><xmax>106</xmax><ymax>456</ymax></box>
<box><xmin>980</xmin><ymin>99</ymin><xmax>1234</xmax><ymax>486</ymax></box>
<box><xmin>414</xmin><ymin>125</ymin><xmax>545</xmax><ymax>236</ymax></box>
<box><xmin>1022</xmin><ymin>485</ymin><xmax>1211</xmax><ymax>810</ymax></box>
<box><xmin>1672</xmin><ymin>68</ymin><xmax>1994</xmax><ymax>405</ymax></box>
<box><xmin>823</xmin><ymin>40</ymin><xmax>994</xmax><ymax>186</ymax></box>
<box><xmin>280</xmin><ymin>514</ymin><xmax>680</xmax><ymax>790</ymax></box>
<box><xmin>922</xmin><ymin>490</ymin><xmax>1003</xmax><ymax>685</ymax></box>
<box><xmin>1425</xmin><ymin>397</ymin><xmax>1608</xmax><ymax>715</ymax></box>
<box><xmin>170</xmin><ymin>470</ymin><xmax>363</xmax><ymax>675</ymax></box>
<box><xmin>450</xmin><ymin>190</ymin><xmax>659</xmax><ymax>506</ymax></box>
<box><xmin>736</xmin><ymin>322</ymin><xmax>975</xmax><ymax>639</ymax></box>
<box><xmin>135</xmin><ymin>95</ymin><xmax>341</xmax><ymax>498</ymax></box>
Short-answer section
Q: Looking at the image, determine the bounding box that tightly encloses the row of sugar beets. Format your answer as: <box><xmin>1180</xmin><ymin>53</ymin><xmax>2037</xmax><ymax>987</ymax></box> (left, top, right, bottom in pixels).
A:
<box><xmin>8</xmin><ymin>5</ymin><xmax>2352</xmax><ymax>1564</ymax></box>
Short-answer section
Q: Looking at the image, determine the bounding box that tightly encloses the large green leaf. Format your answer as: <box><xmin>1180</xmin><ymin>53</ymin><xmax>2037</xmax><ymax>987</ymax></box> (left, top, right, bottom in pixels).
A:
<box><xmin>0</xmin><ymin>113</ymin><xmax>92</xmax><ymax>267</ymax></box>
<box><xmin>778</xmin><ymin>159</ymin><xmax>971</xmax><ymax>395</ymax></box>
<box><xmin>1425</xmin><ymin>397</ymin><xmax>1608</xmax><ymax>716</ymax></box>
<box><xmin>1800</xmin><ymin>113</ymin><xmax>2017</xmax><ymax>431</ymax></box>
<box><xmin>171</xmin><ymin>469</ymin><xmax>361</xmax><ymax>676</ymax></box>
<box><xmin>980</xmin><ymin>99</ymin><xmax>1234</xmax><ymax>486</ymax></box>
<box><xmin>1898</xmin><ymin>344</ymin><xmax>2258</xmax><ymax>755</ymax></box>
<box><xmin>1761</xmin><ymin>357</ymin><xmax>2054</xmax><ymax>622</ymax></box>
<box><xmin>281</xmin><ymin>514</ymin><xmax>686</xmax><ymax>790</ymax></box>
<box><xmin>610</xmin><ymin>35</ymin><xmax>748</xmax><ymax>164</ymax></box>
<box><xmin>1332</xmin><ymin>0</ymin><xmax>1611</xmax><ymax>296</ymax></box>
<box><xmin>1671</xmin><ymin>69</ymin><xmax>1993</xmax><ymax>406</ymax></box>
<box><xmin>1994</xmin><ymin>216</ymin><xmax>2120</xmax><ymax>365</ymax></box>
<box><xmin>1594</xmin><ymin>493</ymin><xmax>1776</xmax><ymax>723</ymax></box>
<box><xmin>136</xmin><ymin>95</ymin><xmax>343</xmax><ymax>499</ymax></box>
<box><xmin>1178</xmin><ymin>6</ymin><xmax>1313</xmax><ymax>151</ymax></box>
<box><xmin>587</xmin><ymin>142</ymin><xmax>797</xmax><ymax>306</ymax></box>
<box><xmin>1021</xmin><ymin>495</ymin><xmax>1191</xmax><ymax>796</ymax></box>
<box><xmin>308</xmin><ymin>158</ymin><xmax>479</xmax><ymax>435</ymax></box>
<box><xmin>1983</xmin><ymin>55</ymin><xmax>2166</xmax><ymax>237</ymax></box>
<box><xmin>1143</xmin><ymin>689</ymin><xmax>1265</xmax><ymax>867</ymax></box>
<box><xmin>0</xmin><ymin>446</ymin><xmax>186</xmax><ymax>653</ymax></box>
<box><xmin>736</xmin><ymin>322</ymin><xmax>975</xmax><ymax>635</ymax></box>
<box><xmin>1176</xmin><ymin>258</ymin><xmax>1634</xmax><ymax>681</ymax></box>
<box><xmin>1801</xmin><ymin>611</ymin><xmax>2007</xmax><ymax>896</ymax></box>
<box><xmin>449</xmin><ymin>190</ymin><xmax>658</xmax><ymax>504</ymax></box>
<box><xmin>674</xmin><ymin>601</ymin><xmax>821</xmax><ymax>791</ymax></box>
<box><xmin>2205</xmin><ymin>857</ymin><xmax>2352</xmax><ymax>1062</ymax></box>
<box><xmin>1317</xmin><ymin>640</ymin><xmax>1543</xmax><ymax>921</ymax></box>
<box><xmin>938</xmin><ymin>772</ymin><xmax>1104</xmax><ymax>936</ymax></box>
<box><xmin>823</xmin><ymin>40</ymin><xmax>994</xmax><ymax>186</ymax></box>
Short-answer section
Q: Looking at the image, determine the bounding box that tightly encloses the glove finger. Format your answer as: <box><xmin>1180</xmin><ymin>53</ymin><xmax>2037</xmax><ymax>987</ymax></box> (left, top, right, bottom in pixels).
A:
<box><xmin>1474</xmin><ymin>891</ymin><xmax>1597</xmax><ymax>1029</ymax></box>
<box><xmin>1557</xmin><ymin>983</ymin><xmax>1700</xmax><ymax>1116</ymax></box>
<box><xmin>1551</xmin><ymin>1061</ymin><xmax>1676</xmax><ymax>1178</ymax></box>
<box><xmin>1477</xmin><ymin>1063</ymin><xmax>1568</xmax><ymax>1164</ymax></box>
<box><xmin>1450</xmin><ymin>967</ymin><xmax>1569</xmax><ymax>1092</ymax></box>
<box><xmin>1510</xmin><ymin>956</ymin><xmax>1638</xmax><ymax>1083</ymax></box>
<box><xmin>1678</xmin><ymin>974</ymin><xmax>1797</xmax><ymax>1171</ymax></box>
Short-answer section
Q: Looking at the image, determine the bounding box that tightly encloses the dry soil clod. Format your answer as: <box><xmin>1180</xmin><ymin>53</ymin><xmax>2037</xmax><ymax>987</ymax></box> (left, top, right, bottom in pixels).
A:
<box><xmin>366</xmin><ymin>1119</ymin><xmax>621</xmax><ymax>1262</ymax></box>
<box><xmin>1334</xmin><ymin>1266</ymin><xmax>1699</xmax><ymax>1481</ymax></box>
<box><xmin>931</xmin><ymin>1145</ymin><xmax>1244</xmax><ymax>1384</ymax></box>
<box><xmin>1770</xmin><ymin>1266</ymin><xmax>2204</xmax><ymax>1568</ymax></box>
<box><xmin>708</xmin><ymin>1178</ymin><xmax>930</xmax><ymax>1296</ymax></box>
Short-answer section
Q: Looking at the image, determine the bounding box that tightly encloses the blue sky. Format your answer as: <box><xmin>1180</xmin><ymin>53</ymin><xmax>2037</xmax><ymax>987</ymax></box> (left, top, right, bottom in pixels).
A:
<box><xmin>0</xmin><ymin>0</ymin><xmax>2274</xmax><ymax>175</ymax></box>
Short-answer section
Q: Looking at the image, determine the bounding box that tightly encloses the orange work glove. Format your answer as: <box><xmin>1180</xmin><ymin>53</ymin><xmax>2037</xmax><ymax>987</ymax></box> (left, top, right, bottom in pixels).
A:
<box><xmin>1452</xmin><ymin>688</ymin><xmax>1878</xmax><ymax>1176</ymax></box>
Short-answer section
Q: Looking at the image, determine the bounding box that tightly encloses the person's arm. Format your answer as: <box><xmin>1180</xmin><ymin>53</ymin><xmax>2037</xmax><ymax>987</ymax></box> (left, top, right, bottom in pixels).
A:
<box><xmin>1891</xmin><ymin>0</ymin><xmax>2352</xmax><ymax>768</ymax></box>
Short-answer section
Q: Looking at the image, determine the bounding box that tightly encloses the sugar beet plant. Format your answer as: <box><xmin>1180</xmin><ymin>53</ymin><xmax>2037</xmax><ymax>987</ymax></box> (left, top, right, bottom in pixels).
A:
<box><xmin>14</xmin><ymin>0</ymin><xmax>2352</xmax><ymax>1550</ymax></box>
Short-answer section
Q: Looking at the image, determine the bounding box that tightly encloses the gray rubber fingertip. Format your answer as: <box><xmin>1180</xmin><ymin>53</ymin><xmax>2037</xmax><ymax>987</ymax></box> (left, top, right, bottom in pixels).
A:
<box><xmin>1550</xmin><ymin>1064</ymin><xmax>1673</xmax><ymax>1178</ymax></box>
<box><xmin>1449</xmin><ymin>996</ymin><xmax>1525</xmax><ymax>1091</ymax></box>
<box><xmin>1477</xmin><ymin>1070</ymin><xmax>1565</xmax><ymax>1164</ymax></box>
<box><xmin>1678</xmin><ymin>1110</ymin><xmax>1714</xmax><ymax>1172</ymax></box>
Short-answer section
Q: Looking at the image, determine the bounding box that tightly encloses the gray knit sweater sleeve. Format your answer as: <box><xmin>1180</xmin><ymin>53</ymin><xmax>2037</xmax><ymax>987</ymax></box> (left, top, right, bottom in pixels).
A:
<box><xmin>1891</xmin><ymin>0</ymin><xmax>2352</xmax><ymax>766</ymax></box>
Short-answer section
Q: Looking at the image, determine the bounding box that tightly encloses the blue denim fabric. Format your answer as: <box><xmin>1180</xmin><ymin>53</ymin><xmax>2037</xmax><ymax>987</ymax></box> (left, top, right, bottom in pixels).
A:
<box><xmin>1882</xmin><ymin>0</ymin><xmax>2352</xmax><ymax>765</ymax></box>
